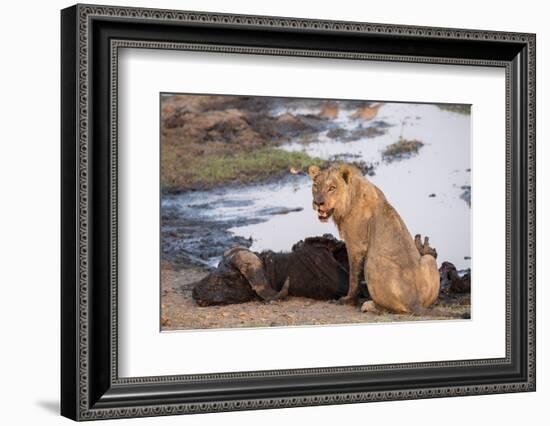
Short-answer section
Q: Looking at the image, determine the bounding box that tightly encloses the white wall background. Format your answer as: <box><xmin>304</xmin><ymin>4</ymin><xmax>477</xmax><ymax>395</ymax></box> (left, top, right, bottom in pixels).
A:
<box><xmin>0</xmin><ymin>0</ymin><xmax>546</xmax><ymax>424</ymax></box>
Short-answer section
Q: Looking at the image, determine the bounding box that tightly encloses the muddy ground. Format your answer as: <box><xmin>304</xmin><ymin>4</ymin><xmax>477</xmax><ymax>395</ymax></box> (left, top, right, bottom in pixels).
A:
<box><xmin>161</xmin><ymin>262</ymin><xmax>470</xmax><ymax>331</ymax></box>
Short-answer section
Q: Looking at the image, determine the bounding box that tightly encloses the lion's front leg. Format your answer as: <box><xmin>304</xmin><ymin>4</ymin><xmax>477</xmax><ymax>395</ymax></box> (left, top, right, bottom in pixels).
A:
<box><xmin>337</xmin><ymin>252</ymin><xmax>363</xmax><ymax>305</ymax></box>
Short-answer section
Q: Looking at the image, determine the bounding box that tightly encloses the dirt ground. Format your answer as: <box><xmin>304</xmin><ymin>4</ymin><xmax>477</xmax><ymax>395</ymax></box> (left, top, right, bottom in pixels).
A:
<box><xmin>160</xmin><ymin>262</ymin><xmax>471</xmax><ymax>331</ymax></box>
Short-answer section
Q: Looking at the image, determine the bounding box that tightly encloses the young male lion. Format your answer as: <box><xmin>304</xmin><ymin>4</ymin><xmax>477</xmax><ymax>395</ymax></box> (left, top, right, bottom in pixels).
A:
<box><xmin>308</xmin><ymin>163</ymin><xmax>440</xmax><ymax>313</ymax></box>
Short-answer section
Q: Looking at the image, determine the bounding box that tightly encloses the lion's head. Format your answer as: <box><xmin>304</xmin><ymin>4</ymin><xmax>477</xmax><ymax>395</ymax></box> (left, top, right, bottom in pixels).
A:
<box><xmin>307</xmin><ymin>164</ymin><xmax>358</xmax><ymax>223</ymax></box>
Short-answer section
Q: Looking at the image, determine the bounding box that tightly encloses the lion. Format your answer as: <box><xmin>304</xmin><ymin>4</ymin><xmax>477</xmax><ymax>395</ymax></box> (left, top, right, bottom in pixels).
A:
<box><xmin>308</xmin><ymin>163</ymin><xmax>440</xmax><ymax>314</ymax></box>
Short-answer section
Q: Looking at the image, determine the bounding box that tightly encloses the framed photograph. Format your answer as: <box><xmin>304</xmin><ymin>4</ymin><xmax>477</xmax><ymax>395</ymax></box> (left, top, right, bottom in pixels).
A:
<box><xmin>61</xmin><ymin>4</ymin><xmax>536</xmax><ymax>421</ymax></box>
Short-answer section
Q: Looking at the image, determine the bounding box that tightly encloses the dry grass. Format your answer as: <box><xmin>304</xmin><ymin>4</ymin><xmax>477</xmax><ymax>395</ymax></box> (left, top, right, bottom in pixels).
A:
<box><xmin>436</xmin><ymin>104</ymin><xmax>471</xmax><ymax>115</ymax></box>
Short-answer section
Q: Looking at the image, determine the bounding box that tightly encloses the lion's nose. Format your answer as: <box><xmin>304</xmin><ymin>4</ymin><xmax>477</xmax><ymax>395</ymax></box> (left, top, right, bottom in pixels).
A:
<box><xmin>314</xmin><ymin>195</ymin><xmax>326</xmax><ymax>206</ymax></box>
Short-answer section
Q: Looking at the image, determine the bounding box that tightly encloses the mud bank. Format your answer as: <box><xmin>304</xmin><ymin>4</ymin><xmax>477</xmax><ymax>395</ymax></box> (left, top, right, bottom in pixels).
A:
<box><xmin>161</xmin><ymin>95</ymin><xmax>390</xmax><ymax>192</ymax></box>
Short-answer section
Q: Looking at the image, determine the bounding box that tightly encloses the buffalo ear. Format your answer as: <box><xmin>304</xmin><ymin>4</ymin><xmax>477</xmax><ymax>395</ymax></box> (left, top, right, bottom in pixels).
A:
<box><xmin>308</xmin><ymin>165</ymin><xmax>320</xmax><ymax>180</ymax></box>
<box><xmin>340</xmin><ymin>164</ymin><xmax>354</xmax><ymax>184</ymax></box>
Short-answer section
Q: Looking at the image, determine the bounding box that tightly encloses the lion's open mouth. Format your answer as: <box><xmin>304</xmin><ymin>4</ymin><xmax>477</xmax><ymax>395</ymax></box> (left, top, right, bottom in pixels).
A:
<box><xmin>317</xmin><ymin>208</ymin><xmax>334</xmax><ymax>222</ymax></box>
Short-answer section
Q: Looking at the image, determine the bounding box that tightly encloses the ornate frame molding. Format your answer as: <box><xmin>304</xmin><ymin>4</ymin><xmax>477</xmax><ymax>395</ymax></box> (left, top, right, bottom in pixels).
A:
<box><xmin>61</xmin><ymin>4</ymin><xmax>536</xmax><ymax>421</ymax></box>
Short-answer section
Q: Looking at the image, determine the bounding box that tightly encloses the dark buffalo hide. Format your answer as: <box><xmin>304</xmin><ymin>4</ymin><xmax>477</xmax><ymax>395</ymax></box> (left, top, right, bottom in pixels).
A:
<box><xmin>192</xmin><ymin>234</ymin><xmax>352</xmax><ymax>306</ymax></box>
<box><xmin>439</xmin><ymin>261</ymin><xmax>471</xmax><ymax>293</ymax></box>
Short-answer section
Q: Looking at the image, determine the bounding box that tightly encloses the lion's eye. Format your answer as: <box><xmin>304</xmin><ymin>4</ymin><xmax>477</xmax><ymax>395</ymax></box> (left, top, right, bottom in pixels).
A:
<box><xmin>328</xmin><ymin>186</ymin><xmax>336</xmax><ymax>192</ymax></box>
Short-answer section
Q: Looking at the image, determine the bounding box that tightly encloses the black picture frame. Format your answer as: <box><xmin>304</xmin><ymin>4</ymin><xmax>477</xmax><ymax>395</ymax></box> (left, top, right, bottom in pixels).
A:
<box><xmin>61</xmin><ymin>3</ymin><xmax>536</xmax><ymax>421</ymax></box>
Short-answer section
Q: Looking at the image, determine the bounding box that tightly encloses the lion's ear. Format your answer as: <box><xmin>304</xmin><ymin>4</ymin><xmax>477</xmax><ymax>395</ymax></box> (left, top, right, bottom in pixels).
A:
<box><xmin>340</xmin><ymin>164</ymin><xmax>353</xmax><ymax>184</ymax></box>
<box><xmin>308</xmin><ymin>165</ymin><xmax>320</xmax><ymax>180</ymax></box>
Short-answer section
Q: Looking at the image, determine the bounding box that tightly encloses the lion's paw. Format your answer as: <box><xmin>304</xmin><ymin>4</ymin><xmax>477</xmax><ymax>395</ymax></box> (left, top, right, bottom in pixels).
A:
<box><xmin>361</xmin><ymin>300</ymin><xmax>381</xmax><ymax>314</ymax></box>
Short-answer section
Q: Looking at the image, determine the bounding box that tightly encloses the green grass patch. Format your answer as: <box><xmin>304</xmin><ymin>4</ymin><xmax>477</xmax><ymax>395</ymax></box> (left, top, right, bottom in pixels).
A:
<box><xmin>382</xmin><ymin>137</ymin><xmax>424</xmax><ymax>160</ymax></box>
<box><xmin>162</xmin><ymin>147</ymin><xmax>326</xmax><ymax>192</ymax></box>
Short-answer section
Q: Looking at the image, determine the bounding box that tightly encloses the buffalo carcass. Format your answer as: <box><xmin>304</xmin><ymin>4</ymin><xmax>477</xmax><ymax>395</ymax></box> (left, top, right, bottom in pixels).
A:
<box><xmin>192</xmin><ymin>234</ymin><xmax>357</xmax><ymax>306</ymax></box>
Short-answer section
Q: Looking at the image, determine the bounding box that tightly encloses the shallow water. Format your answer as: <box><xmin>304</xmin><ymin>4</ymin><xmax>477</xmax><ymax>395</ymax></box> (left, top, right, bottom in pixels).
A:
<box><xmin>164</xmin><ymin>102</ymin><xmax>471</xmax><ymax>270</ymax></box>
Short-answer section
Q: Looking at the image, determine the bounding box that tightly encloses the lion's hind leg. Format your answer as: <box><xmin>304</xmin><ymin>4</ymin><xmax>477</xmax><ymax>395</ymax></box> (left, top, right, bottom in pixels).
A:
<box><xmin>417</xmin><ymin>254</ymin><xmax>440</xmax><ymax>308</ymax></box>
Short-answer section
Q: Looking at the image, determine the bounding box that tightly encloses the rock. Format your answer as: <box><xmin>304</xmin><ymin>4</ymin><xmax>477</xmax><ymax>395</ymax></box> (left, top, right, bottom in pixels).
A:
<box><xmin>257</xmin><ymin>206</ymin><xmax>304</xmax><ymax>216</ymax></box>
<box><xmin>370</xmin><ymin>120</ymin><xmax>393</xmax><ymax>129</ymax></box>
<box><xmin>275</xmin><ymin>113</ymin><xmax>309</xmax><ymax>134</ymax></box>
<box><xmin>349</xmin><ymin>126</ymin><xmax>386</xmax><ymax>139</ymax></box>
<box><xmin>460</xmin><ymin>185</ymin><xmax>471</xmax><ymax>207</ymax></box>
<box><xmin>326</xmin><ymin>127</ymin><xmax>348</xmax><ymax>139</ymax></box>
<box><xmin>319</xmin><ymin>103</ymin><xmax>339</xmax><ymax>119</ymax></box>
<box><xmin>352</xmin><ymin>103</ymin><xmax>383</xmax><ymax>120</ymax></box>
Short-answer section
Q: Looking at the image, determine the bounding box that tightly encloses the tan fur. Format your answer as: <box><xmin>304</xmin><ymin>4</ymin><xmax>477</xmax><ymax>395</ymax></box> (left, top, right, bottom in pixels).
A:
<box><xmin>308</xmin><ymin>164</ymin><xmax>440</xmax><ymax>313</ymax></box>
